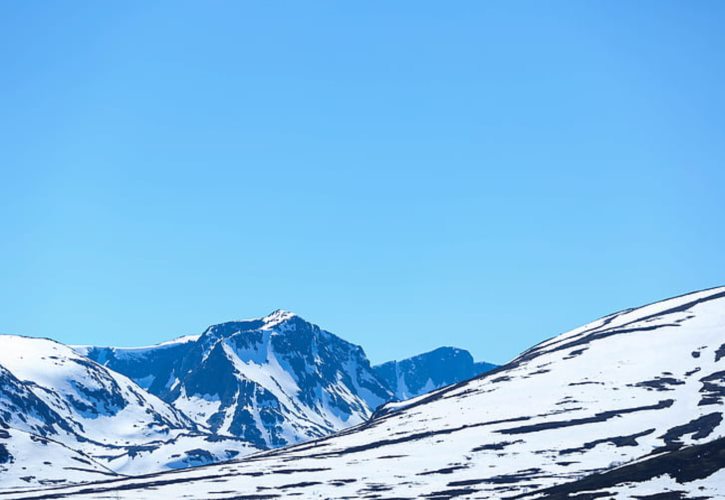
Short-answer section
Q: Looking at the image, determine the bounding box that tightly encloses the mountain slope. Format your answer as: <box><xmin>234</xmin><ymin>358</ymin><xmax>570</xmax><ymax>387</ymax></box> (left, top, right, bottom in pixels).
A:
<box><xmin>18</xmin><ymin>286</ymin><xmax>724</xmax><ymax>499</ymax></box>
<box><xmin>374</xmin><ymin>346</ymin><xmax>496</xmax><ymax>399</ymax></box>
<box><xmin>0</xmin><ymin>335</ymin><xmax>194</xmax><ymax>440</ymax></box>
<box><xmin>0</xmin><ymin>426</ymin><xmax>117</xmax><ymax>491</ymax></box>
<box><xmin>0</xmin><ymin>364</ymin><xmax>119</xmax><ymax>489</ymax></box>
<box><xmin>518</xmin><ymin>437</ymin><xmax>725</xmax><ymax>499</ymax></box>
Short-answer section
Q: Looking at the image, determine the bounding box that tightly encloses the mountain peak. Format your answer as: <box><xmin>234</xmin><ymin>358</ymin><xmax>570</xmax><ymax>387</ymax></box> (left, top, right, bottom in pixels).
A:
<box><xmin>260</xmin><ymin>309</ymin><xmax>298</xmax><ymax>328</ymax></box>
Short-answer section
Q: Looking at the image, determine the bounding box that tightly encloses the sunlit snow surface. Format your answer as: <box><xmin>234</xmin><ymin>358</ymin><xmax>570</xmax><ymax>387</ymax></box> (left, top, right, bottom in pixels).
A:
<box><xmin>4</xmin><ymin>287</ymin><xmax>724</xmax><ymax>499</ymax></box>
<box><xmin>0</xmin><ymin>426</ymin><xmax>115</xmax><ymax>490</ymax></box>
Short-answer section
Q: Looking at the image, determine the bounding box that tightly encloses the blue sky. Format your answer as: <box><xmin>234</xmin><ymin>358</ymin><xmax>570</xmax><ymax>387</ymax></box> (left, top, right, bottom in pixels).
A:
<box><xmin>1</xmin><ymin>2</ymin><xmax>724</xmax><ymax>364</ymax></box>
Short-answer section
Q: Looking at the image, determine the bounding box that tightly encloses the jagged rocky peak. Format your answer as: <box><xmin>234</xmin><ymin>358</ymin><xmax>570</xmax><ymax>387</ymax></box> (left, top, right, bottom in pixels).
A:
<box><xmin>262</xmin><ymin>309</ymin><xmax>299</xmax><ymax>328</ymax></box>
<box><xmin>200</xmin><ymin>309</ymin><xmax>299</xmax><ymax>340</ymax></box>
<box><xmin>144</xmin><ymin>310</ymin><xmax>392</xmax><ymax>449</ymax></box>
<box><xmin>77</xmin><ymin>310</ymin><xmax>494</xmax><ymax>454</ymax></box>
<box><xmin>194</xmin><ymin>309</ymin><xmax>370</xmax><ymax>372</ymax></box>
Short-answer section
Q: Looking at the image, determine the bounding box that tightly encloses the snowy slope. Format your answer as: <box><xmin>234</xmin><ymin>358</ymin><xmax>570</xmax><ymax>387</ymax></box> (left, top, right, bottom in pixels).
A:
<box><xmin>374</xmin><ymin>346</ymin><xmax>496</xmax><ymax>399</ymax></box>
<box><xmin>13</xmin><ymin>286</ymin><xmax>724</xmax><ymax>499</ymax></box>
<box><xmin>0</xmin><ymin>335</ymin><xmax>193</xmax><ymax>441</ymax></box>
<box><xmin>82</xmin><ymin>311</ymin><xmax>394</xmax><ymax>449</ymax></box>
<box><xmin>0</xmin><ymin>363</ymin><xmax>119</xmax><ymax>490</ymax></box>
<box><xmin>518</xmin><ymin>436</ymin><xmax>725</xmax><ymax>499</ymax></box>
<box><xmin>0</xmin><ymin>426</ymin><xmax>116</xmax><ymax>491</ymax></box>
<box><xmin>0</xmin><ymin>336</ymin><xmax>259</xmax><ymax>487</ymax></box>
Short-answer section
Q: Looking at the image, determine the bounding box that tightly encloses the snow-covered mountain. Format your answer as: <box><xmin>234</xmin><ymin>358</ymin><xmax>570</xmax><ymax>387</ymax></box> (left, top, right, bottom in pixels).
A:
<box><xmin>80</xmin><ymin>310</ymin><xmax>393</xmax><ymax>449</ymax></box>
<box><xmin>0</xmin><ymin>309</ymin><xmax>497</xmax><ymax>491</ymax></box>
<box><xmin>0</xmin><ymin>335</ymin><xmax>259</xmax><ymax>489</ymax></box>
<box><xmin>18</xmin><ymin>286</ymin><xmax>724</xmax><ymax>499</ymax></box>
<box><xmin>374</xmin><ymin>346</ymin><xmax>496</xmax><ymax>399</ymax></box>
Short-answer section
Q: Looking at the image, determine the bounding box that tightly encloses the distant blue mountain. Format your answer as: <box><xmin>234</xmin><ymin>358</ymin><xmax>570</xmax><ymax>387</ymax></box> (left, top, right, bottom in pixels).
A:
<box><xmin>79</xmin><ymin>312</ymin><xmax>496</xmax><ymax>450</ymax></box>
<box><xmin>80</xmin><ymin>311</ymin><xmax>392</xmax><ymax>450</ymax></box>
<box><xmin>373</xmin><ymin>347</ymin><xmax>497</xmax><ymax>399</ymax></box>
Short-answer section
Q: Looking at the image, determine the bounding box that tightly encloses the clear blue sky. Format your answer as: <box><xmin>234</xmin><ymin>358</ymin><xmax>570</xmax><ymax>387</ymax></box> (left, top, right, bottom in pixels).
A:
<box><xmin>1</xmin><ymin>1</ymin><xmax>724</xmax><ymax>365</ymax></box>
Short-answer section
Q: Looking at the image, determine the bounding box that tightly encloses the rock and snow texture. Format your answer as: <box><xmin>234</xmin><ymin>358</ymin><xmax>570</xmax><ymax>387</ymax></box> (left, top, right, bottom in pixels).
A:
<box><xmin>518</xmin><ymin>436</ymin><xmax>725</xmax><ymax>499</ymax></box>
<box><xmin>11</xmin><ymin>286</ymin><xmax>724</xmax><ymax>499</ymax></box>
<box><xmin>374</xmin><ymin>346</ymin><xmax>497</xmax><ymax>399</ymax></box>
<box><xmin>0</xmin><ymin>336</ymin><xmax>259</xmax><ymax>489</ymax></box>
<box><xmin>81</xmin><ymin>311</ymin><xmax>394</xmax><ymax>450</ymax></box>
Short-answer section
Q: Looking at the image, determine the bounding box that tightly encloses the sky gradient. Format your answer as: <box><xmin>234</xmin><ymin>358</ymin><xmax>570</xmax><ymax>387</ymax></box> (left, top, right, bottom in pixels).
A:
<box><xmin>2</xmin><ymin>1</ymin><xmax>724</xmax><ymax>364</ymax></box>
